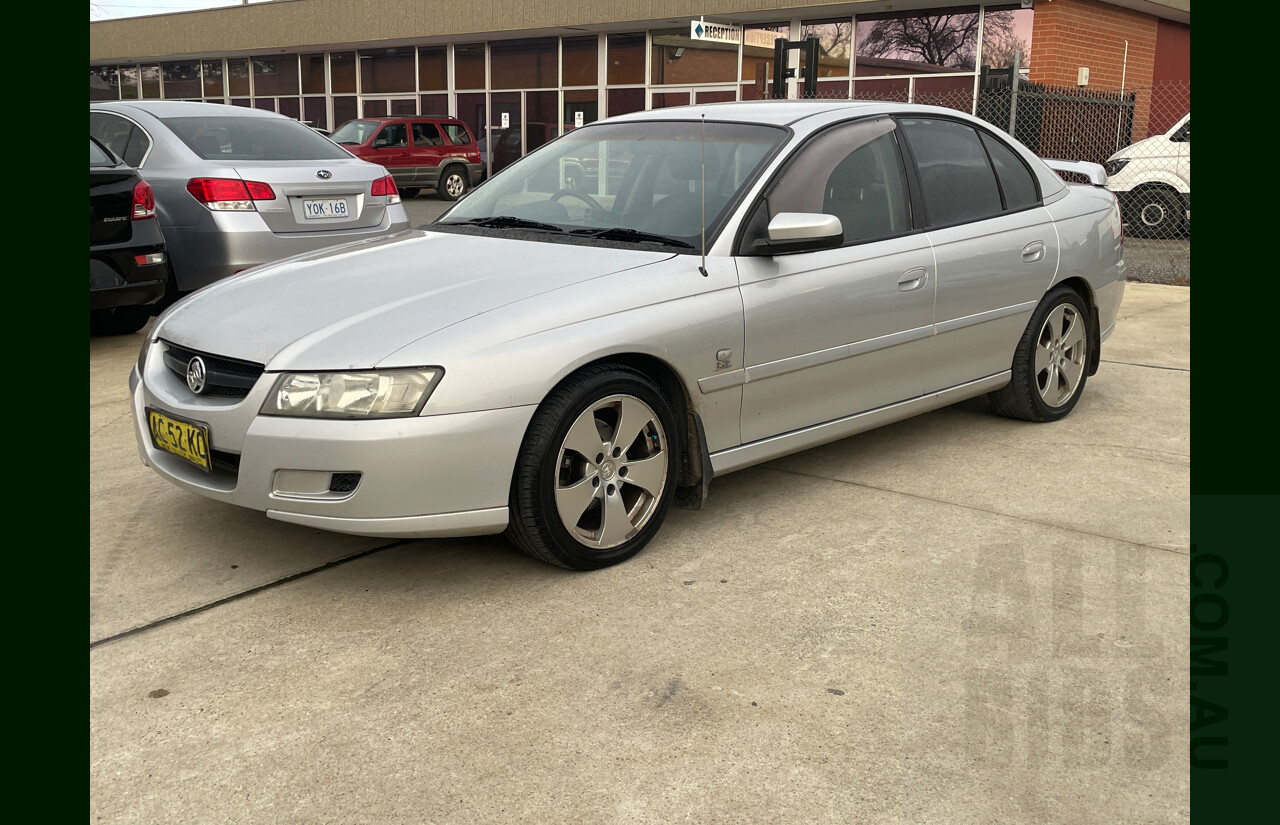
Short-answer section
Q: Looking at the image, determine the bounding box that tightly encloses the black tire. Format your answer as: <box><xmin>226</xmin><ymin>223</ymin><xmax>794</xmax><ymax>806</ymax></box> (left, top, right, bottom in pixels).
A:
<box><xmin>1128</xmin><ymin>188</ymin><xmax>1184</xmax><ymax>239</ymax></box>
<box><xmin>399</xmin><ymin>187</ymin><xmax>421</xmax><ymax>199</ymax></box>
<box><xmin>988</xmin><ymin>285</ymin><xmax>1092</xmax><ymax>423</ymax></box>
<box><xmin>90</xmin><ymin>305</ymin><xmax>152</xmax><ymax>336</ymax></box>
<box><xmin>436</xmin><ymin>166</ymin><xmax>469</xmax><ymax>201</ymax></box>
<box><xmin>506</xmin><ymin>364</ymin><xmax>680</xmax><ymax>570</ymax></box>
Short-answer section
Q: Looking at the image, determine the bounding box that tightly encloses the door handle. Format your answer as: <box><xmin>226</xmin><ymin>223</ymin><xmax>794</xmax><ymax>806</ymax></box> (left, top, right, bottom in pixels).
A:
<box><xmin>1022</xmin><ymin>241</ymin><xmax>1046</xmax><ymax>263</ymax></box>
<box><xmin>897</xmin><ymin>267</ymin><xmax>928</xmax><ymax>292</ymax></box>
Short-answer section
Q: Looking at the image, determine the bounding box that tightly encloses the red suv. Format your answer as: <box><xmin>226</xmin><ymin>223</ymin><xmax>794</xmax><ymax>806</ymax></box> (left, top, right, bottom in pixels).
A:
<box><xmin>332</xmin><ymin>116</ymin><xmax>482</xmax><ymax>201</ymax></box>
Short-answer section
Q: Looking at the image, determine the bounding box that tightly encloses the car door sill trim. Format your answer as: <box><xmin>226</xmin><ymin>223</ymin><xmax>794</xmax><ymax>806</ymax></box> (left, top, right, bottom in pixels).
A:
<box><xmin>709</xmin><ymin>371</ymin><xmax>1011</xmax><ymax>476</ymax></box>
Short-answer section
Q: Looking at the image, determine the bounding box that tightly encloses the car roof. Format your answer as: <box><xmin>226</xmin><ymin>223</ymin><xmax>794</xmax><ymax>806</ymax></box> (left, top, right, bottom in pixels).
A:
<box><xmin>90</xmin><ymin>99</ymin><xmax>288</xmax><ymax>120</ymax></box>
<box><xmin>607</xmin><ymin>99</ymin><xmax>995</xmax><ymax>129</ymax></box>
<box><xmin>347</xmin><ymin>115</ymin><xmax>461</xmax><ymax>122</ymax></box>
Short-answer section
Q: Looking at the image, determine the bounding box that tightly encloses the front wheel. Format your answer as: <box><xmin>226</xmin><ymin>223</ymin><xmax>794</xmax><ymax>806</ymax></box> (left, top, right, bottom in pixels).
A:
<box><xmin>506</xmin><ymin>365</ymin><xmax>680</xmax><ymax>570</ymax></box>
<box><xmin>436</xmin><ymin>166</ymin><xmax>469</xmax><ymax>201</ymax></box>
<box><xmin>988</xmin><ymin>286</ymin><xmax>1091</xmax><ymax>422</ymax></box>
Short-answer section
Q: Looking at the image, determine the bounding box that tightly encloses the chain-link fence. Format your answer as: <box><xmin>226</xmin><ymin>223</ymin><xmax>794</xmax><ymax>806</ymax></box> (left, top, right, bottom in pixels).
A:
<box><xmin>806</xmin><ymin>80</ymin><xmax>1190</xmax><ymax>284</ymax></box>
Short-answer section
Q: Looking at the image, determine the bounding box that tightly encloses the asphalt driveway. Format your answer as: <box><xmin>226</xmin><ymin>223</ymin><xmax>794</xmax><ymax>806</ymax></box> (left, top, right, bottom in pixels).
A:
<box><xmin>90</xmin><ymin>280</ymin><xmax>1190</xmax><ymax>824</ymax></box>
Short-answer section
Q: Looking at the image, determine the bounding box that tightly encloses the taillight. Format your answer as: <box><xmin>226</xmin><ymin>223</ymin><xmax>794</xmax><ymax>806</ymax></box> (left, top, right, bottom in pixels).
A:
<box><xmin>186</xmin><ymin>177</ymin><xmax>276</xmax><ymax>211</ymax></box>
<box><xmin>371</xmin><ymin>175</ymin><xmax>401</xmax><ymax>203</ymax></box>
<box><xmin>131</xmin><ymin>180</ymin><xmax>156</xmax><ymax>220</ymax></box>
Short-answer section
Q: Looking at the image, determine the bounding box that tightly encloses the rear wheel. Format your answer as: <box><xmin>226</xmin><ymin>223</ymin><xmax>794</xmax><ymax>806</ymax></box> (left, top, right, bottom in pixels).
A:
<box><xmin>988</xmin><ymin>286</ymin><xmax>1091</xmax><ymax>422</ymax></box>
<box><xmin>436</xmin><ymin>166</ymin><xmax>469</xmax><ymax>201</ymax></box>
<box><xmin>506</xmin><ymin>365</ymin><xmax>679</xmax><ymax>570</ymax></box>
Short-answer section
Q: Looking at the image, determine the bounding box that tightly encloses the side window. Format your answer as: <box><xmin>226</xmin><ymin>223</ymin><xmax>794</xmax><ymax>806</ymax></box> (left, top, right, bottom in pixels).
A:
<box><xmin>979</xmin><ymin>132</ymin><xmax>1039</xmax><ymax>212</ymax></box>
<box><xmin>90</xmin><ymin>112</ymin><xmax>151</xmax><ymax>167</ymax></box>
<box><xmin>746</xmin><ymin>116</ymin><xmax>911</xmax><ymax>248</ymax></box>
<box><xmin>443</xmin><ymin>123</ymin><xmax>471</xmax><ymax>145</ymax></box>
<box><xmin>411</xmin><ymin>122</ymin><xmax>443</xmax><ymax>146</ymax></box>
<box><xmin>899</xmin><ymin>118</ymin><xmax>1002</xmax><ymax>227</ymax></box>
<box><xmin>375</xmin><ymin>123</ymin><xmax>408</xmax><ymax>148</ymax></box>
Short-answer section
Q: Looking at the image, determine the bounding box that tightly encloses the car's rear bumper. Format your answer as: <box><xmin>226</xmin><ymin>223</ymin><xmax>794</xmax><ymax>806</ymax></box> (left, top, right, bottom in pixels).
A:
<box><xmin>130</xmin><ymin>361</ymin><xmax>533</xmax><ymax>539</ymax></box>
<box><xmin>169</xmin><ymin>207</ymin><xmax>412</xmax><ymax>291</ymax></box>
<box><xmin>90</xmin><ymin>217</ymin><xmax>170</xmax><ymax>309</ymax></box>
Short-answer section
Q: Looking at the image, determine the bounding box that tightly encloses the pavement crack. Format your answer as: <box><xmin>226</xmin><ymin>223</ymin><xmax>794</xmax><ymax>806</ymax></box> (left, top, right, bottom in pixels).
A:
<box><xmin>760</xmin><ymin>466</ymin><xmax>1189</xmax><ymax>557</ymax></box>
<box><xmin>89</xmin><ymin>541</ymin><xmax>409</xmax><ymax>650</ymax></box>
<box><xmin>1100</xmin><ymin>359</ymin><xmax>1188</xmax><ymax>372</ymax></box>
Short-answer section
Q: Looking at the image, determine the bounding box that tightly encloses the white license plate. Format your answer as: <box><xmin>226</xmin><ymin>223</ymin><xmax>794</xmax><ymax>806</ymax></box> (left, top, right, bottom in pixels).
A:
<box><xmin>303</xmin><ymin>198</ymin><xmax>349</xmax><ymax>219</ymax></box>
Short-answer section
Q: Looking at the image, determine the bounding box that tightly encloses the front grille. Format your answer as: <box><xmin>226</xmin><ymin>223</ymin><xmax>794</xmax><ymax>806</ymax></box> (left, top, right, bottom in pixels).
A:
<box><xmin>160</xmin><ymin>340</ymin><xmax>265</xmax><ymax>399</ymax></box>
<box><xmin>211</xmin><ymin>450</ymin><xmax>241</xmax><ymax>474</ymax></box>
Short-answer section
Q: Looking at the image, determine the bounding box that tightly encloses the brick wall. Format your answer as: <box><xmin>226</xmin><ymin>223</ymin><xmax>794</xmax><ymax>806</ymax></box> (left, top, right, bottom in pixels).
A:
<box><xmin>1030</xmin><ymin>0</ymin><xmax>1159</xmax><ymax>138</ymax></box>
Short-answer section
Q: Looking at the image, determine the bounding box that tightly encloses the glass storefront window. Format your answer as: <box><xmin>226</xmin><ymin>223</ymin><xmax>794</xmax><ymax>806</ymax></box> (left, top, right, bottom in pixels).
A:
<box><xmin>607</xmin><ymin>87</ymin><xmax>644</xmax><ymax>117</ymax></box>
<box><xmin>333</xmin><ymin>95</ymin><xmax>357</xmax><ymax>128</ymax></box>
<box><xmin>161</xmin><ymin>61</ymin><xmax>201</xmax><ymax>99</ymax></box>
<box><xmin>91</xmin><ymin>66</ymin><xmax>119</xmax><ymax>101</ymax></box>
<box><xmin>303</xmin><ymin>97</ymin><xmax>328</xmax><ymax>130</ymax></box>
<box><xmin>455</xmin><ymin>44</ymin><xmax>486</xmax><ymax>90</ymax></box>
<box><xmin>360</xmin><ymin>48</ymin><xmax>414</xmax><ymax>93</ymax></box>
<box><xmin>802</xmin><ymin>19</ymin><xmax>853</xmax><ymax>77</ymax></box>
<box><xmin>301</xmin><ymin>54</ymin><xmax>326</xmax><ymax>94</ymax></box>
<box><xmin>330</xmin><ymin>52</ymin><xmax>356</xmax><ymax>94</ymax></box>
<box><xmin>562</xmin><ymin>36</ymin><xmax>598</xmax><ymax>86</ymax></box>
<box><xmin>202</xmin><ymin>60</ymin><xmax>224</xmax><ymax>97</ymax></box>
<box><xmin>140</xmin><ymin>66</ymin><xmax>161</xmax><ymax>99</ymax></box>
<box><xmin>981</xmin><ymin>5</ymin><xmax>1034</xmax><ymax>70</ymax></box>
<box><xmin>253</xmin><ymin>98</ymin><xmax>276</xmax><ymax>112</ymax></box>
<box><xmin>419</xmin><ymin>47</ymin><xmax>447</xmax><ymax>91</ymax></box>
<box><xmin>650</xmin><ymin>28</ymin><xmax>737</xmax><ymax>85</ymax></box>
<box><xmin>252</xmin><ymin>55</ymin><xmax>299</xmax><ymax>96</ymax></box>
<box><xmin>563</xmin><ymin>89</ymin><xmax>598</xmax><ymax>129</ymax></box>
<box><xmin>855</xmin><ymin>7</ymin><xmax>981</xmax><ymax>76</ymax></box>
<box><xmin>227</xmin><ymin>59</ymin><xmax>250</xmax><ymax>96</ymax></box>
<box><xmin>492</xmin><ymin>38</ymin><xmax>557</xmax><ymax>89</ymax></box>
<box><xmin>278</xmin><ymin>97</ymin><xmax>301</xmax><ymax>119</ymax></box>
<box><xmin>420</xmin><ymin>93</ymin><xmax>449</xmax><ymax>115</ymax></box>
<box><xmin>607</xmin><ymin>34</ymin><xmax>645</xmax><ymax>86</ymax></box>
<box><xmin>741</xmin><ymin>24</ymin><xmax>787</xmax><ymax>85</ymax></box>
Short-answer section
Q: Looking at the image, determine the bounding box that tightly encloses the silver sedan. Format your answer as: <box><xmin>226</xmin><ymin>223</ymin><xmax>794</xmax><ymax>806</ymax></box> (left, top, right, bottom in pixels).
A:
<box><xmin>131</xmin><ymin>101</ymin><xmax>1125</xmax><ymax>570</ymax></box>
<box><xmin>90</xmin><ymin>100</ymin><xmax>411</xmax><ymax>293</ymax></box>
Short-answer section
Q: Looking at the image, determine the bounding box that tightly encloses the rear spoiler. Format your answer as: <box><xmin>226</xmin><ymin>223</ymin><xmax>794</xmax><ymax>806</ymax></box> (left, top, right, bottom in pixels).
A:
<box><xmin>1043</xmin><ymin>158</ymin><xmax>1108</xmax><ymax>187</ymax></box>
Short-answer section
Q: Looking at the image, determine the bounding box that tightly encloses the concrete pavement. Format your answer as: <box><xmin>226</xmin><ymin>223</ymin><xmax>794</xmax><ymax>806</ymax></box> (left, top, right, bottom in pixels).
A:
<box><xmin>90</xmin><ymin>282</ymin><xmax>1190</xmax><ymax>824</ymax></box>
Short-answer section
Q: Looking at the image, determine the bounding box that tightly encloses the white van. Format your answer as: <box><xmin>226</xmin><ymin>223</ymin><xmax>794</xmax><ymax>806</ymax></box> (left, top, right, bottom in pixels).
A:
<box><xmin>1104</xmin><ymin>113</ymin><xmax>1190</xmax><ymax>238</ymax></box>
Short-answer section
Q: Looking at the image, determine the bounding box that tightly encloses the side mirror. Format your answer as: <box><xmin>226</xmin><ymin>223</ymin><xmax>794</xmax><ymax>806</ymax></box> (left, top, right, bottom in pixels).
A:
<box><xmin>751</xmin><ymin>213</ymin><xmax>843</xmax><ymax>255</ymax></box>
<box><xmin>373</xmin><ymin>138</ymin><xmax>388</xmax><ymax>148</ymax></box>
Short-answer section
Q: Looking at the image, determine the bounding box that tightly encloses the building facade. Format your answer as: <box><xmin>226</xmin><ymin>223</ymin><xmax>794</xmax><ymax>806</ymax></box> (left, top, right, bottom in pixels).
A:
<box><xmin>90</xmin><ymin>0</ymin><xmax>1189</xmax><ymax>170</ymax></box>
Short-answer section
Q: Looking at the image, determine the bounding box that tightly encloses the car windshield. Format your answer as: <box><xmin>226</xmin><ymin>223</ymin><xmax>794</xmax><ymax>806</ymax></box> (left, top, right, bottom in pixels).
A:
<box><xmin>331</xmin><ymin>120</ymin><xmax>382</xmax><ymax>146</ymax></box>
<box><xmin>439</xmin><ymin>120</ymin><xmax>787</xmax><ymax>250</ymax></box>
<box><xmin>162</xmin><ymin>116</ymin><xmax>353</xmax><ymax>161</ymax></box>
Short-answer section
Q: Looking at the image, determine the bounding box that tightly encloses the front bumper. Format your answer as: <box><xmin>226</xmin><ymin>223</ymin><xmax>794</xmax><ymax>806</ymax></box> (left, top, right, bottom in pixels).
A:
<box><xmin>130</xmin><ymin>350</ymin><xmax>535</xmax><ymax>539</ymax></box>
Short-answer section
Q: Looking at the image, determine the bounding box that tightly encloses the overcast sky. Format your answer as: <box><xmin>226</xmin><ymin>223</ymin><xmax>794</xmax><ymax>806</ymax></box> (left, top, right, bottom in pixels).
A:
<box><xmin>90</xmin><ymin>1</ymin><xmax>267</xmax><ymax>21</ymax></box>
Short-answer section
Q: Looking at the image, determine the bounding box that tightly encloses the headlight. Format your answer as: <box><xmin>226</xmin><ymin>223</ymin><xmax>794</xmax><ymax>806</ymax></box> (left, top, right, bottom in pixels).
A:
<box><xmin>1103</xmin><ymin>158</ymin><xmax>1129</xmax><ymax>176</ymax></box>
<box><xmin>262</xmin><ymin>368</ymin><xmax>443</xmax><ymax>418</ymax></box>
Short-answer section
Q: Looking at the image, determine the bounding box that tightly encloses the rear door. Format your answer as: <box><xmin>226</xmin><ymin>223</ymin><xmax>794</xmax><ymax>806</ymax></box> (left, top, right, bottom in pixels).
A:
<box><xmin>409</xmin><ymin>121</ymin><xmax>448</xmax><ymax>186</ymax></box>
<box><xmin>367</xmin><ymin>121</ymin><xmax>413</xmax><ymax>187</ymax></box>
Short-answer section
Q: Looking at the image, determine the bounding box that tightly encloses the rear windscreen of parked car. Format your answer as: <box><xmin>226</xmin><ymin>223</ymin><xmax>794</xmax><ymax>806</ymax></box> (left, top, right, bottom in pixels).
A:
<box><xmin>162</xmin><ymin>116</ymin><xmax>353</xmax><ymax>161</ymax></box>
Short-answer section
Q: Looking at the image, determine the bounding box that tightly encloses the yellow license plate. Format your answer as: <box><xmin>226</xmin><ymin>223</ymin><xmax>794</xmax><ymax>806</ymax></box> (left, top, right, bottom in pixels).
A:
<box><xmin>146</xmin><ymin>408</ymin><xmax>212</xmax><ymax>472</ymax></box>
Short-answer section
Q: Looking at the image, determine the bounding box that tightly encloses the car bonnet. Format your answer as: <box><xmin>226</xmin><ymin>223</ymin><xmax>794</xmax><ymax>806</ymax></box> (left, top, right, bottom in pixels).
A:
<box><xmin>154</xmin><ymin>230</ymin><xmax>676</xmax><ymax>371</ymax></box>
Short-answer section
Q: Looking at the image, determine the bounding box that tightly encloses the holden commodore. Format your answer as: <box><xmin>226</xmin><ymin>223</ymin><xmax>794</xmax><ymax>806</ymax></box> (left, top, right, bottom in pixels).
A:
<box><xmin>130</xmin><ymin>101</ymin><xmax>1124</xmax><ymax>570</ymax></box>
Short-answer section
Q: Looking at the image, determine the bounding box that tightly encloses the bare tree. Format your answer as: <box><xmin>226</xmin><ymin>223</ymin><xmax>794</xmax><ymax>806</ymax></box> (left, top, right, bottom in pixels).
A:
<box><xmin>802</xmin><ymin>22</ymin><xmax>852</xmax><ymax>60</ymax></box>
<box><xmin>981</xmin><ymin>11</ymin><xmax>1029</xmax><ymax>69</ymax></box>
<box><xmin>858</xmin><ymin>13</ymin><xmax>989</xmax><ymax>70</ymax></box>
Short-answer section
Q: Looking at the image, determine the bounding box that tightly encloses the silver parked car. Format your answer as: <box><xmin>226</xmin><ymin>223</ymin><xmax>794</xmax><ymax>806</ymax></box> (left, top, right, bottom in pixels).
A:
<box><xmin>90</xmin><ymin>100</ymin><xmax>411</xmax><ymax>293</ymax></box>
<box><xmin>130</xmin><ymin>101</ymin><xmax>1124</xmax><ymax>570</ymax></box>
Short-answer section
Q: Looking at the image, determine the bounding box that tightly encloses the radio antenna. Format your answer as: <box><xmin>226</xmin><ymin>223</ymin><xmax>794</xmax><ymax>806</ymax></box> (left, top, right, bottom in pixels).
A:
<box><xmin>698</xmin><ymin>114</ymin><xmax>709</xmax><ymax>277</ymax></box>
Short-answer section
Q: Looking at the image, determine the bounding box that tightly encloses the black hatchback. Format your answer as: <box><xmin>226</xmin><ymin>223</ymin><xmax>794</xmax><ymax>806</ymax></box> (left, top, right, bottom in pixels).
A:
<box><xmin>90</xmin><ymin>136</ymin><xmax>171</xmax><ymax>335</ymax></box>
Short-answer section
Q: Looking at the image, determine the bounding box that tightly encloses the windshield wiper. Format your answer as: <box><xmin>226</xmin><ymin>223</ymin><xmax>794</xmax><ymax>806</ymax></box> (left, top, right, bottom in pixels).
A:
<box><xmin>453</xmin><ymin>216</ymin><xmax>566</xmax><ymax>233</ymax></box>
<box><xmin>569</xmin><ymin>227</ymin><xmax>694</xmax><ymax>249</ymax></box>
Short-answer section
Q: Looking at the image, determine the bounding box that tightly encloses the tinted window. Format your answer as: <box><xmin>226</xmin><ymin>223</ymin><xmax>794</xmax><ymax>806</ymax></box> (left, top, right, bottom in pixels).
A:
<box><xmin>443</xmin><ymin>124</ymin><xmax>471</xmax><ymax>145</ymax></box>
<box><xmin>900</xmin><ymin>118</ymin><xmax>1002</xmax><ymax>227</ymax></box>
<box><xmin>90</xmin><ymin>112</ymin><xmax>151</xmax><ymax>167</ymax></box>
<box><xmin>375</xmin><ymin>123</ymin><xmax>408</xmax><ymax>148</ymax></box>
<box><xmin>411</xmin><ymin>122</ymin><xmax>442</xmax><ymax>146</ymax></box>
<box><xmin>979</xmin><ymin>131</ymin><xmax>1039</xmax><ymax>211</ymax></box>
<box><xmin>162</xmin><ymin>115</ymin><xmax>351</xmax><ymax>160</ymax></box>
<box><xmin>756</xmin><ymin>116</ymin><xmax>911</xmax><ymax>245</ymax></box>
<box><xmin>89</xmin><ymin>139</ymin><xmax>115</xmax><ymax>166</ymax></box>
